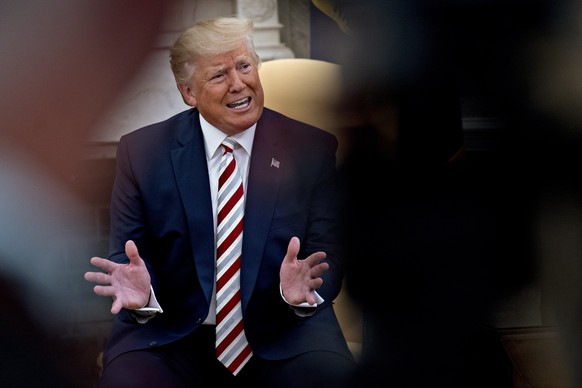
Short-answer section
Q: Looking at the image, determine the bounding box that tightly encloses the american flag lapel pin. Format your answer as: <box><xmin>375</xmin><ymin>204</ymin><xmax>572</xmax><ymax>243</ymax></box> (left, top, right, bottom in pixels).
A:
<box><xmin>270</xmin><ymin>158</ymin><xmax>280</xmax><ymax>168</ymax></box>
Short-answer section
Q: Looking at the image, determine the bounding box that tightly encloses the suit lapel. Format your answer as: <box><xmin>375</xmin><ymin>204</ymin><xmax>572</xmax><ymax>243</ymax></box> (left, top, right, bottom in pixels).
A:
<box><xmin>241</xmin><ymin>110</ymin><xmax>287</xmax><ymax>309</ymax></box>
<box><xmin>171</xmin><ymin>110</ymin><xmax>215</xmax><ymax>306</ymax></box>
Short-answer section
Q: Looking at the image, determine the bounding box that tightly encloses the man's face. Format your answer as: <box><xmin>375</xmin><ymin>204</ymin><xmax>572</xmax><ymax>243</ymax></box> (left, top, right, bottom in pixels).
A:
<box><xmin>179</xmin><ymin>42</ymin><xmax>264</xmax><ymax>136</ymax></box>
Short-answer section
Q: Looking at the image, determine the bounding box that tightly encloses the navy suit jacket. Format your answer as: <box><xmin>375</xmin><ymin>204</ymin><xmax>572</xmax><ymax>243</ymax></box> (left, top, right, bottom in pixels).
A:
<box><xmin>101</xmin><ymin>107</ymin><xmax>352</xmax><ymax>366</ymax></box>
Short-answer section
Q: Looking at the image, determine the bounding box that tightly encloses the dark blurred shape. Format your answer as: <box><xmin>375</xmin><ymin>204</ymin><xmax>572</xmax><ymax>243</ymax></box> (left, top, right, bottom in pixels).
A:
<box><xmin>328</xmin><ymin>0</ymin><xmax>582</xmax><ymax>386</ymax></box>
<box><xmin>0</xmin><ymin>273</ymin><xmax>75</xmax><ymax>387</ymax></box>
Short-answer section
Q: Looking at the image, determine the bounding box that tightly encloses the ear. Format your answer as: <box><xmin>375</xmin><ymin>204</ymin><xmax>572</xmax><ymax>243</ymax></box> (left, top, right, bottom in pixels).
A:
<box><xmin>177</xmin><ymin>83</ymin><xmax>196</xmax><ymax>107</ymax></box>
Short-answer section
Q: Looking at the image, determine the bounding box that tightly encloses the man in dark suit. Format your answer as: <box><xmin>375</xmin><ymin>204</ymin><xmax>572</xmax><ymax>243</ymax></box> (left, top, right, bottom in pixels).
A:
<box><xmin>84</xmin><ymin>17</ymin><xmax>356</xmax><ymax>387</ymax></box>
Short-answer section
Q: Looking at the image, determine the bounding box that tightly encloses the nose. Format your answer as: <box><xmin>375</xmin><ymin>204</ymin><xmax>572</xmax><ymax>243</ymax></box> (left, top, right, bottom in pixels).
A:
<box><xmin>228</xmin><ymin>71</ymin><xmax>245</xmax><ymax>92</ymax></box>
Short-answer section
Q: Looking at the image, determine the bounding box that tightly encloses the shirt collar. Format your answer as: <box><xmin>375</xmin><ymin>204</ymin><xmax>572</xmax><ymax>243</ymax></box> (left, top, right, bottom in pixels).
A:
<box><xmin>199</xmin><ymin>113</ymin><xmax>256</xmax><ymax>159</ymax></box>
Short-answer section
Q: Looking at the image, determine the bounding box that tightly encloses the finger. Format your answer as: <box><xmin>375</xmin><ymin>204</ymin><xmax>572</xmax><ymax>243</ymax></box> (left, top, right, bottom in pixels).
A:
<box><xmin>304</xmin><ymin>251</ymin><xmax>326</xmax><ymax>267</ymax></box>
<box><xmin>309</xmin><ymin>277</ymin><xmax>324</xmax><ymax>290</ymax></box>
<box><xmin>89</xmin><ymin>256</ymin><xmax>115</xmax><ymax>272</ymax></box>
<box><xmin>283</xmin><ymin>236</ymin><xmax>300</xmax><ymax>264</ymax></box>
<box><xmin>84</xmin><ymin>271</ymin><xmax>110</xmax><ymax>284</ymax></box>
<box><xmin>92</xmin><ymin>285</ymin><xmax>116</xmax><ymax>298</ymax></box>
<box><xmin>125</xmin><ymin>240</ymin><xmax>141</xmax><ymax>265</ymax></box>
<box><xmin>310</xmin><ymin>262</ymin><xmax>330</xmax><ymax>278</ymax></box>
<box><xmin>111</xmin><ymin>298</ymin><xmax>123</xmax><ymax>314</ymax></box>
<box><xmin>306</xmin><ymin>291</ymin><xmax>317</xmax><ymax>305</ymax></box>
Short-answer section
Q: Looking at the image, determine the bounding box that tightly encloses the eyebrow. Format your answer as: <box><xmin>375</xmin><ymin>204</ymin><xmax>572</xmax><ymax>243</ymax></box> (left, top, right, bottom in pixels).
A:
<box><xmin>203</xmin><ymin>53</ymin><xmax>253</xmax><ymax>77</ymax></box>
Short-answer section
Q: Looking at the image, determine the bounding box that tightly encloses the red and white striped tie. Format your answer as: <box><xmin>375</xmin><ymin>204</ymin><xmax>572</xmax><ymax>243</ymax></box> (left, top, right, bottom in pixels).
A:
<box><xmin>215</xmin><ymin>138</ymin><xmax>252</xmax><ymax>375</ymax></box>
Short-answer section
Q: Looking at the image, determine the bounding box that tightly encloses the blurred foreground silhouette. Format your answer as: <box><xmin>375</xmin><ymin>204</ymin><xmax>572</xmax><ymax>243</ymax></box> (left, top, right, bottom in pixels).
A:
<box><xmin>0</xmin><ymin>1</ymin><xmax>173</xmax><ymax>385</ymax></box>
<box><xmin>330</xmin><ymin>0</ymin><xmax>582</xmax><ymax>386</ymax></box>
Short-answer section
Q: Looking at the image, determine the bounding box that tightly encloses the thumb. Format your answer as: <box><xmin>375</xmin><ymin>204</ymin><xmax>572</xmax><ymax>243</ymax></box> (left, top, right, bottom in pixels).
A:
<box><xmin>125</xmin><ymin>240</ymin><xmax>141</xmax><ymax>265</ymax></box>
<box><xmin>111</xmin><ymin>298</ymin><xmax>123</xmax><ymax>315</ymax></box>
<box><xmin>284</xmin><ymin>236</ymin><xmax>300</xmax><ymax>263</ymax></box>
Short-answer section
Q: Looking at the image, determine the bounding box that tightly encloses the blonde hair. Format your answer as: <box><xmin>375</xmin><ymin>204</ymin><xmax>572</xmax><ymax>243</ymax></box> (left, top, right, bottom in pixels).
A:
<box><xmin>169</xmin><ymin>17</ymin><xmax>260</xmax><ymax>85</ymax></box>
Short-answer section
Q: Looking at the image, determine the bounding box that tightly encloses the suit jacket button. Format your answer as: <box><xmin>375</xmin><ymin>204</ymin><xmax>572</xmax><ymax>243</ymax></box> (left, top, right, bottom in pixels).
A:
<box><xmin>149</xmin><ymin>341</ymin><xmax>157</xmax><ymax>347</ymax></box>
<box><xmin>196</xmin><ymin>318</ymin><xmax>202</xmax><ymax>324</ymax></box>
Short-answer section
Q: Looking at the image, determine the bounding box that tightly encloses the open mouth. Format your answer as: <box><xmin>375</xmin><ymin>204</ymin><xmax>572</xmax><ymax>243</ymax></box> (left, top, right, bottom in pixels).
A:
<box><xmin>227</xmin><ymin>97</ymin><xmax>251</xmax><ymax>109</ymax></box>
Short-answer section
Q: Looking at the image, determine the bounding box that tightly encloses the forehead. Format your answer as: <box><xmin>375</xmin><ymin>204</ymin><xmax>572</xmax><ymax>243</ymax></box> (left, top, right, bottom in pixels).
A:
<box><xmin>197</xmin><ymin>43</ymin><xmax>252</xmax><ymax>69</ymax></box>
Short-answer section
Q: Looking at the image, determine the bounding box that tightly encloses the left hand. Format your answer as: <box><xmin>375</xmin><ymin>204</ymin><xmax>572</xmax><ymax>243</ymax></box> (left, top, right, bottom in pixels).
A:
<box><xmin>84</xmin><ymin>240</ymin><xmax>151</xmax><ymax>314</ymax></box>
<box><xmin>279</xmin><ymin>236</ymin><xmax>329</xmax><ymax>305</ymax></box>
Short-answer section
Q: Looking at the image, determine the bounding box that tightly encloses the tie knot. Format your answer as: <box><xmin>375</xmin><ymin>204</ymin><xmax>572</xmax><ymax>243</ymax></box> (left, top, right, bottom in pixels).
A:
<box><xmin>222</xmin><ymin>138</ymin><xmax>237</xmax><ymax>154</ymax></box>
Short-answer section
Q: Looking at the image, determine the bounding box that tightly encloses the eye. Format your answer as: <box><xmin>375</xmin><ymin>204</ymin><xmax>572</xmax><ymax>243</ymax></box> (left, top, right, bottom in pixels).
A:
<box><xmin>209</xmin><ymin>73</ymin><xmax>225</xmax><ymax>83</ymax></box>
<box><xmin>239</xmin><ymin>63</ymin><xmax>252</xmax><ymax>73</ymax></box>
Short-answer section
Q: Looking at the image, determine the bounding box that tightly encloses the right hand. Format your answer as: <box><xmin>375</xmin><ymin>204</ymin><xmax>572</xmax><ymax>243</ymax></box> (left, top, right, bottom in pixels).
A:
<box><xmin>279</xmin><ymin>236</ymin><xmax>329</xmax><ymax>306</ymax></box>
<box><xmin>84</xmin><ymin>240</ymin><xmax>151</xmax><ymax>314</ymax></box>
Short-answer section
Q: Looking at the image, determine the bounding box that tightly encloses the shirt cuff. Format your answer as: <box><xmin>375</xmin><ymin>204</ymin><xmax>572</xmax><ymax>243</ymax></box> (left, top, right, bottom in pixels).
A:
<box><xmin>279</xmin><ymin>284</ymin><xmax>324</xmax><ymax>317</ymax></box>
<box><xmin>132</xmin><ymin>286</ymin><xmax>163</xmax><ymax>323</ymax></box>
